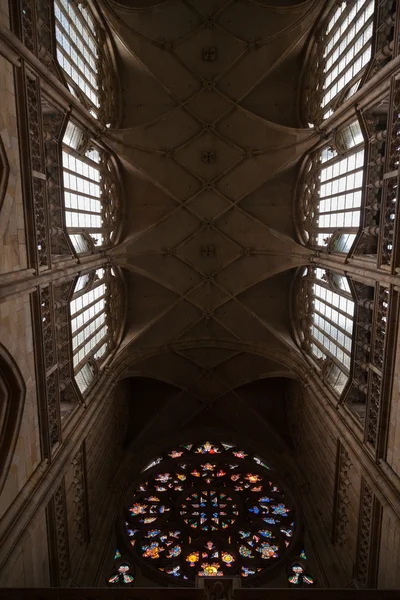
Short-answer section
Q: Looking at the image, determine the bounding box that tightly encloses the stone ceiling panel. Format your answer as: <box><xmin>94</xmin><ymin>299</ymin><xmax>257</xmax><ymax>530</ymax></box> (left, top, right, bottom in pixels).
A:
<box><xmin>178</xmin><ymin>318</ymin><xmax>238</xmax><ymax>341</ymax></box>
<box><xmin>185</xmin><ymin>189</ymin><xmax>231</xmax><ymax>221</ymax></box>
<box><xmin>128</xmin><ymin>352</ymin><xmax>205</xmax><ymax>391</ymax></box>
<box><xmin>115</xmin><ymin>1</ymin><xmax>201</xmax><ymax>42</ymax></box>
<box><xmin>213</xmin><ymin>254</ymin><xmax>302</xmax><ymax>298</ymax></box>
<box><xmin>125</xmin><ymin>108</ymin><xmax>202</xmax><ymax>150</ymax></box>
<box><xmin>185</xmin><ymin>90</ymin><xmax>232</xmax><ymax>123</ymax></box>
<box><xmin>217</xmin><ymin>109</ymin><xmax>306</xmax><ymax>151</ymax></box>
<box><xmin>185</xmin><ymin>0</ymin><xmax>231</xmax><ymax>14</ymax></box>
<box><xmin>134</xmin><ymin>299</ymin><xmax>204</xmax><ymax>347</ymax></box>
<box><xmin>176</xmin><ymin>226</ymin><xmax>241</xmax><ymax>275</ymax></box>
<box><xmin>174</xmin><ymin>131</ymin><xmax>243</xmax><ymax>182</ymax></box>
<box><xmin>213</xmin><ymin>300</ymin><xmax>284</xmax><ymax>344</ymax></box>
<box><xmin>173</xmin><ymin>26</ymin><xmax>245</xmax><ymax>80</ymax></box>
<box><xmin>176</xmin><ymin>347</ymin><xmax>239</xmax><ymax>370</ymax></box>
<box><xmin>126</xmin><ymin>254</ymin><xmax>204</xmax><ymax>295</ymax></box>
<box><xmin>126</xmin><ymin>207</ymin><xmax>200</xmax><ymax>253</ymax></box>
<box><xmin>238</xmin><ymin>167</ymin><xmax>297</xmax><ymax>235</ymax></box>
<box><xmin>186</xmin><ymin>281</ymin><xmax>230</xmax><ymax>313</ymax></box>
<box><xmin>105</xmin><ymin>0</ymin><xmax>321</xmax><ymax>401</ymax></box>
<box><xmin>217</xmin><ymin>1</ymin><xmax>308</xmax><ymax>40</ymax></box>
<box><xmin>214</xmin><ymin>352</ymin><xmax>284</xmax><ymax>389</ymax></box>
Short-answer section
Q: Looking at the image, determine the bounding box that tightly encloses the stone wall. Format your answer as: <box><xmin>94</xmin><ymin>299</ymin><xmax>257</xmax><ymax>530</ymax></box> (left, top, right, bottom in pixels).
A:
<box><xmin>386</xmin><ymin>331</ymin><xmax>400</xmax><ymax>478</ymax></box>
<box><xmin>0</xmin><ymin>293</ymin><xmax>40</xmax><ymax>519</ymax></box>
<box><xmin>287</xmin><ymin>383</ymin><xmax>364</xmax><ymax>587</ymax></box>
<box><xmin>378</xmin><ymin>507</ymin><xmax>400</xmax><ymax>588</ymax></box>
<box><xmin>0</xmin><ymin>506</ymin><xmax>49</xmax><ymax>587</ymax></box>
<box><xmin>0</xmin><ymin>0</ymin><xmax>26</xmax><ymax>275</ymax></box>
<box><xmin>64</xmin><ymin>380</ymin><xmax>130</xmax><ymax>585</ymax></box>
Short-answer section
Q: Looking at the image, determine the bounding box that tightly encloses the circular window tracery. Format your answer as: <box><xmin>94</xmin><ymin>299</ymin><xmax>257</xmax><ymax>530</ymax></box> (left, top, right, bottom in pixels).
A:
<box><xmin>123</xmin><ymin>441</ymin><xmax>299</xmax><ymax>584</ymax></box>
<box><xmin>180</xmin><ymin>490</ymin><xmax>239</xmax><ymax>531</ymax></box>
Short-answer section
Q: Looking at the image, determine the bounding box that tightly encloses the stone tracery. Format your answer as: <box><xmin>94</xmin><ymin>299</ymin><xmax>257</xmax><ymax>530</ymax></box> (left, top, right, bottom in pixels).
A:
<box><xmin>121</xmin><ymin>441</ymin><xmax>305</xmax><ymax>585</ymax></box>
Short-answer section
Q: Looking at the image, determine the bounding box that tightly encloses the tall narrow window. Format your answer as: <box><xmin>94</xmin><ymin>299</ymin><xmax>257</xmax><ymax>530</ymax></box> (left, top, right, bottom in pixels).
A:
<box><xmin>54</xmin><ymin>0</ymin><xmax>118</xmax><ymax>124</ymax></box>
<box><xmin>294</xmin><ymin>267</ymin><xmax>355</xmax><ymax>395</ymax></box>
<box><xmin>54</xmin><ymin>0</ymin><xmax>100</xmax><ymax>116</ymax></box>
<box><xmin>62</xmin><ymin>122</ymin><xmax>119</xmax><ymax>253</ymax></box>
<box><xmin>299</xmin><ymin>120</ymin><xmax>365</xmax><ymax>250</ymax></box>
<box><xmin>322</xmin><ymin>1</ymin><xmax>374</xmax><ymax>119</ymax></box>
<box><xmin>304</xmin><ymin>1</ymin><xmax>375</xmax><ymax>125</ymax></box>
<box><xmin>70</xmin><ymin>267</ymin><xmax>120</xmax><ymax>394</ymax></box>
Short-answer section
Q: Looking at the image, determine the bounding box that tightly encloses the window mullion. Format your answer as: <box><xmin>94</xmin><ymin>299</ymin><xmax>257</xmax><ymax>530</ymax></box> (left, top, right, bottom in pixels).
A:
<box><xmin>71</xmin><ymin>291</ymin><xmax>106</xmax><ymax>317</ymax></box>
<box><xmin>57</xmin><ymin>46</ymin><xmax>99</xmax><ymax>96</ymax></box>
<box><xmin>73</xmin><ymin>333</ymin><xmax>110</xmax><ymax>374</ymax></box>
<box><xmin>73</xmin><ymin>322</ymin><xmax>107</xmax><ymax>356</ymax></box>
<box><xmin>325</xmin><ymin>6</ymin><xmax>373</xmax><ymax>64</ymax></box>
<box><xmin>312</xmin><ymin>323</ymin><xmax>351</xmax><ymax>357</ymax></box>
<box><xmin>314</xmin><ymin>308</ymin><xmax>353</xmax><ymax>338</ymax></box>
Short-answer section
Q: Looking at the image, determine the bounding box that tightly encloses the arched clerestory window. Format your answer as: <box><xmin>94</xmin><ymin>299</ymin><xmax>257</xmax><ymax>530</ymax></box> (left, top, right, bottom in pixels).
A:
<box><xmin>293</xmin><ymin>267</ymin><xmax>355</xmax><ymax>395</ymax></box>
<box><xmin>54</xmin><ymin>0</ymin><xmax>118</xmax><ymax>124</ymax></box>
<box><xmin>70</xmin><ymin>267</ymin><xmax>122</xmax><ymax>394</ymax></box>
<box><xmin>298</xmin><ymin>120</ymin><xmax>365</xmax><ymax>252</ymax></box>
<box><xmin>62</xmin><ymin>121</ymin><xmax>120</xmax><ymax>254</ymax></box>
<box><xmin>304</xmin><ymin>0</ymin><xmax>375</xmax><ymax>125</ymax></box>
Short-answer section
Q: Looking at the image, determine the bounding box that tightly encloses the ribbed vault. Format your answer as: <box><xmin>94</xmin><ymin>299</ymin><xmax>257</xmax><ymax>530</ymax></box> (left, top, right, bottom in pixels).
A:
<box><xmin>99</xmin><ymin>0</ymin><xmax>323</xmax><ymax>445</ymax></box>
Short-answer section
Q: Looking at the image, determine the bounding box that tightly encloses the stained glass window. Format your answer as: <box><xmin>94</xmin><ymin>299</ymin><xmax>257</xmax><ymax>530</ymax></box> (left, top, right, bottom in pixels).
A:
<box><xmin>108</xmin><ymin>549</ymin><xmax>135</xmax><ymax>586</ymax></box>
<box><xmin>123</xmin><ymin>442</ymin><xmax>297</xmax><ymax>583</ymax></box>
<box><xmin>287</xmin><ymin>552</ymin><xmax>314</xmax><ymax>587</ymax></box>
<box><xmin>299</xmin><ymin>120</ymin><xmax>365</xmax><ymax>250</ymax></box>
<box><xmin>62</xmin><ymin>122</ymin><xmax>119</xmax><ymax>254</ymax></box>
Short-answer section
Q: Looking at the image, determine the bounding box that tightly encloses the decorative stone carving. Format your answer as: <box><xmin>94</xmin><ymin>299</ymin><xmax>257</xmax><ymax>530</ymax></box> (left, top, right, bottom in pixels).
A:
<box><xmin>333</xmin><ymin>442</ymin><xmax>352</xmax><ymax>547</ymax></box>
<box><xmin>202</xmin><ymin>245</ymin><xmax>215</xmax><ymax>257</ymax></box>
<box><xmin>355</xmin><ymin>479</ymin><xmax>374</xmax><ymax>588</ymax></box>
<box><xmin>203</xmin><ymin>47</ymin><xmax>217</xmax><ymax>61</ymax></box>
<box><xmin>202</xmin><ymin>151</ymin><xmax>216</xmax><ymax>163</ymax></box>
<box><xmin>71</xmin><ymin>446</ymin><xmax>88</xmax><ymax>545</ymax></box>
<box><xmin>53</xmin><ymin>482</ymin><xmax>71</xmax><ymax>586</ymax></box>
<box><xmin>47</xmin><ymin>370</ymin><xmax>61</xmax><ymax>447</ymax></box>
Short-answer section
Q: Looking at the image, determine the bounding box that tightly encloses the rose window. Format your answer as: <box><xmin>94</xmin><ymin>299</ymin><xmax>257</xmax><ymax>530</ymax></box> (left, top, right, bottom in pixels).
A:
<box><xmin>180</xmin><ymin>490</ymin><xmax>239</xmax><ymax>531</ymax></box>
<box><xmin>124</xmin><ymin>441</ymin><xmax>299</xmax><ymax>584</ymax></box>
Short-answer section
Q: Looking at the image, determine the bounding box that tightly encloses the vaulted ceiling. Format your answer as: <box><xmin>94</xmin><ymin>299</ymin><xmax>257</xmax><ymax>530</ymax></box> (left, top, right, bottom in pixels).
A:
<box><xmin>100</xmin><ymin>0</ymin><xmax>323</xmax><ymax>452</ymax></box>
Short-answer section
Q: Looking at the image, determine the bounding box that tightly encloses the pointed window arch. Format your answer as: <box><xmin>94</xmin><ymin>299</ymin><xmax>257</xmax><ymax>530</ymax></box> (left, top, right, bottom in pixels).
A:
<box><xmin>304</xmin><ymin>1</ymin><xmax>375</xmax><ymax>125</ymax></box>
<box><xmin>54</xmin><ymin>0</ymin><xmax>118</xmax><ymax>124</ymax></box>
<box><xmin>62</xmin><ymin>122</ymin><xmax>120</xmax><ymax>253</ymax></box>
<box><xmin>293</xmin><ymin>267</ymin><xmax>355</xmax><ymax>395</ymax></box>
<box><xmin>298</xmin><ymin>120</ymin><xmax>365</xmax><ymax>251</ymax></box>
<box><xmin>70</xmin><ymin>267</ymin><xmax>122</xmax><ymax>394</ymax></box>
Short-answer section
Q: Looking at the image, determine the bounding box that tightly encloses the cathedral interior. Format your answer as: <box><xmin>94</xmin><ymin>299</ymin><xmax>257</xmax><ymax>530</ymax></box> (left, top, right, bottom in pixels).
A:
<box><xmin>1</xmin><ymin>0</ymin><xmax>400</xmax><ymax>596</ymax></box>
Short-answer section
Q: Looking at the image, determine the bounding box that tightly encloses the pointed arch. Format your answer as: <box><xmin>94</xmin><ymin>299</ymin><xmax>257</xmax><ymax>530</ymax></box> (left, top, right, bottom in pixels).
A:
<box><xmin>0</xmin><ymin>344</ymin><xmax>26</xmax><ymax>495</ymax></box>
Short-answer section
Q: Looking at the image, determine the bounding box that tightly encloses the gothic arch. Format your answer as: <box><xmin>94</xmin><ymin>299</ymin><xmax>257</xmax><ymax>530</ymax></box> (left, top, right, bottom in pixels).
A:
<box><xmin>0</xmin><ymin>134</ymin><xmax>9</xmax><ymax>213</ymax></box>
<box><xmin>0</xmin><ymin>344</ymin><xmax>26</xmax><ymax>495</ymax></box>
<box><xmin>300</xmin><ymin>0</ymin><xmax>375</xmax><ymax>126</ymax></box>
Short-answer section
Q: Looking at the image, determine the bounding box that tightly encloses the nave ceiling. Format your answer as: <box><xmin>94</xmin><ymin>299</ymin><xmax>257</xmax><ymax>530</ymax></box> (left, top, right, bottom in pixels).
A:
<box><xmin>99</xmin><ymin>0</ymin><xmax>323</xmax><ymax>447</ymax></box>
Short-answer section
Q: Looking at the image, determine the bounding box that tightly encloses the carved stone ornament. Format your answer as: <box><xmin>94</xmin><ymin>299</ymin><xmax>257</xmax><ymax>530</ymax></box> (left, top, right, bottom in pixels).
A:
<box><xmin>203</xmin><ymin>47</ymin><xmax>217</xmax><ymax>61</ymax></box>
<box><xmin>202</xmin><ymin>245</ymin><xmax>215</xmax><ymax>257</ymax></box>
<box><xmin>52</xmin><ymin>482</ymin><xmax>71</xmax><ymax>586</ymax></box>
<box><xmin>355</xmin><ymin>479</ymin><xmax>374</xmax><ymax>588</ymax></box>
<box><xmin>334</xmin><ymin>442</ymin><xmax>352</xmax><ymax>547</ymax></box>
<box><xmin>71</xmin><ymin>446</ymin><xmax>88</xmax><ymax>544</ymax></box>
<box><xmin>202</xmin><ymin>151</ymin><xmax>216</xmax><ymax>163</ymax></box>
